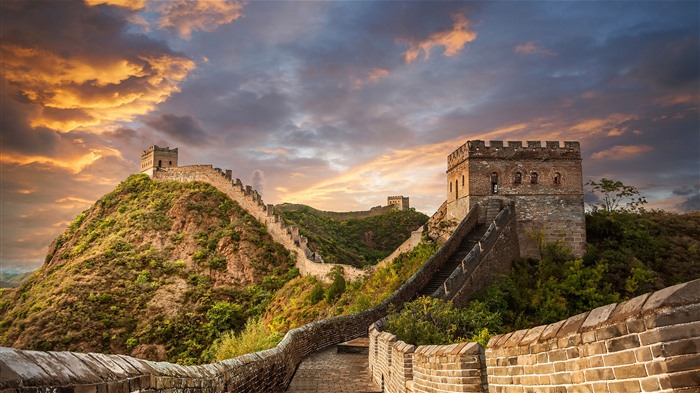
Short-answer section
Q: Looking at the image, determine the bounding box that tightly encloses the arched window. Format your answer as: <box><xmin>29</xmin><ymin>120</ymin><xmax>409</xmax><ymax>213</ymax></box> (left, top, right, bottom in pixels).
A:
<box><xmin>450</xmin><ymin>182</ymin><xmax>452</xmax><ymax>193</ymax></box>
<box><xmin>158</xmin><ymin>159</ymin><xmax>162</xmax><ymax>167</ymax></box>
<box><xmin>455</xmin><ymin>180</ymin><xmax>459</xmax><ymax>199</ymax></box>
<box><xmin>514</xmin><ymin>172</ymin><xmax>522</xmax><ymax>184</ymax></box>
<box><xmin>169</xmin><ymin>160</ymin><xmax>172</xmax><ymax>165</ymax></box>
<box><xmin>462</xmin><ymin>175</ymin><xmax>465</xmax><ymax>187</ymax></box>
<box><xmin>554</xmin><ymin>172</ymin><xmax>561</xmax><ymax>184</ymax></box>
<box><xmin>531</xmin><ymin>172</ymin><xmax>538</xmax><ymax>184</ymax></box>
<box><xmin>490</xmin><ymin>172</ymin><xmax>499</xmax><ymax>194</ymax></box>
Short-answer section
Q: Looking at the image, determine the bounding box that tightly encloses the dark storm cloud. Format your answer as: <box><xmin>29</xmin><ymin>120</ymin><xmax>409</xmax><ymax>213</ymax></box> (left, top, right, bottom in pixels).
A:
<box><xmin>679</xmin><ymin>194</ymin><xmax>700</xmax><ymax>212</ymax></box>
<box><xmin>145</xmin><ymin>114</ymin><xmax>210</xmax><ymax>146</ymax></box>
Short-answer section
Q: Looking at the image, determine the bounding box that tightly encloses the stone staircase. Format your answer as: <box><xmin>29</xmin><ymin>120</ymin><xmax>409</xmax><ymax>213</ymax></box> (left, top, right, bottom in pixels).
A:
<box><xmin>484</xmin><ymin>198</ymin><xmax>503</xmax><ymax>223</ymax></box>
<box><xmin>418</xmin><ymin>223</ymin><xmax>488</xmax><ymax>297</ymax></box>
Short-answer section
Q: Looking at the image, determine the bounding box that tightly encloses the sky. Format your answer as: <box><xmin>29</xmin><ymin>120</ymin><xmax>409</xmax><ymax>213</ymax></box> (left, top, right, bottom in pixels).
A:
<box><xmin>1</xmin><ymin>0</ymin><xmax>698</xmax><ymax>272</ymax></box>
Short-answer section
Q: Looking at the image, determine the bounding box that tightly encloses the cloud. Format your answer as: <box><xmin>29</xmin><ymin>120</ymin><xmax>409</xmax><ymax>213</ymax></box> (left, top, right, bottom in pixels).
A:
<box><xmin>156</xmin><ymin>0</ymin><xmax>245</xmax><ymax>39</ymax></box>
<box><xmin>84</xmin><ymin>0</ymin><xmax>145</xmax><ymax>10</ymax></box>
<box><xmin>1</xmin><ymin>1</ymin><xmax>196</xmax><ymax>133</ymax></box>
<box><xmin>515</xmin><ymin>41</ymin><xmax>557</xmax><ymax>56</ymax></box>
<box><xmin>145</xmin><ymin>114</ymin><xmax>210</xmax><ymax>146</ymax></box>
<box><xmin>591</xmin><ymin>145</ymin><xmax>654</xmax><ymax>160</ymax></box>
<box><xmin>401</xmin><ymin>13</ymin><xmax>477</xmax><ymax>64</ymax></box>
<box><xmin>251</xmin><ymin>169</ymin><xmax>265</xmax><ymax>196</ymax></box>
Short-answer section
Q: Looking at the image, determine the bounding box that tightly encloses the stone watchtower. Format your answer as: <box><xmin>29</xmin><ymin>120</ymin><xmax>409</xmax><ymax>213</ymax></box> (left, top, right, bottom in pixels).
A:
<box><xmin>446</xmin><ymin>140</ymin><xmax>585</xmax><ymax>258</ymax></box>
<box><xmin>387</xmin><ymin>196</ymin><xmax>410</xmax><ymax>211</ymax></box>
<box><xmin>140</xmin><ymin>145</ymin><xmax>178</xmax><ymax>177</ymax></box>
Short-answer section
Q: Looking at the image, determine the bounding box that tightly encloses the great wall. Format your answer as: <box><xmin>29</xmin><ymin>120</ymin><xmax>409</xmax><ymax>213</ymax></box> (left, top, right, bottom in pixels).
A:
<box><xmin>1</xmin><ymin>141</ymin><xmax>698</xmax><ymax>392</ymax></box>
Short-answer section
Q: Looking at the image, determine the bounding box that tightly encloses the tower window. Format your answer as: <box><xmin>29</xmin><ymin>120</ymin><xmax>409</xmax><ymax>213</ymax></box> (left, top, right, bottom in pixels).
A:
<box><xmin>158</xmin><ymin>160</ymin><xmax>162</xmax><ymax>167</ymax></box>
<box><xmin>491</xmin><ymin>172</ymin><xmax>499</xmax><ymax>195</ymax></box>
<box><xmin>531</xmin><ymin>172</ymin><xmax>538</xmax><ymax>184</ymax></box>
<box><xmin>554</xmin><ymin>173</ymin><xmax>561</xmax><ymax>184</ymax></box>
<box><xmin>455</xmin><ymin>180</ymin><xmax>459</xmax><ymax>199</ymax></box>
<box><xmin>514</xmin><ymin>172</ymin><xmax>522</xmax><ymax>184</ymax></box>
<box><xmin>169</xmin><ymin>160</ymin><xmax>172</xmax><ymax>165</ymax></box>
<box><xmin>450</xmin><ymin>182</ymin><xmax>452</xmax><ymax>193</ymax></box>
<box><xmin>462</xmin><ymin>175</ymin><xmax>464</xmax><ymax>186</ymax></box>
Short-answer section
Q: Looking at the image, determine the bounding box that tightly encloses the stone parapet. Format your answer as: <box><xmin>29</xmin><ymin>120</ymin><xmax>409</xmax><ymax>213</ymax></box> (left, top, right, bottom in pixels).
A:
<box><xmin>485</xmin><ymin>277</ymin><xmax>700</xmax><ymax>393</ymax></box>
<box><xmin>368</xmin><ymin>278</ymin><xmax>700</xmax><ymax>393</ymax></box>
<box><xmin>447</xmin><ymin>140</ymin><xmax>581</xmax><ymax>171</ymax></box>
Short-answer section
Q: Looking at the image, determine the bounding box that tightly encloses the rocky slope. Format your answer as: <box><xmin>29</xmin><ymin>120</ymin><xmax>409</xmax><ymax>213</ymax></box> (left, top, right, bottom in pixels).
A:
<box><xmin>0</xmin><ymin>174</ymin><xmax>296</xmax><ymax>364</ymax></box>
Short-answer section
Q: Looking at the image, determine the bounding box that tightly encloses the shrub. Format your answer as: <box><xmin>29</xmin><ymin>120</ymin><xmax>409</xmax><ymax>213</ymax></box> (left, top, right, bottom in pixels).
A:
<box><xmin>325</xmin><ymin>266</ymin><xmax>346</xmax><ymax>303</ymax></box>
<box><xmin>309</xmin><ymin>282</ymin><xmax>325</xmax><ymax>304</ymax></box>
<box><xmin>209</xmin><ymin>318</ymin><xmax>283</xmax><ymax>361</ymax></box>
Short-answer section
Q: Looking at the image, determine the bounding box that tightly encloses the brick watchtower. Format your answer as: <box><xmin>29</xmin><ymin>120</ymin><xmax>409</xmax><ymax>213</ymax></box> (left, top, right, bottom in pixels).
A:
<box><xmin>140</xmin><ymin>145</ymin><xmax>178</xmax><ymax>177</ymax></box>
<box><xmin>387</xmin><ymin>196</ymin><xmax>410</xmax><ymax>211</ymax></box>
<box><xmin>446</xmin><ymin>140</ymin><xmax>585</xmax><ymax>258</ymax></box>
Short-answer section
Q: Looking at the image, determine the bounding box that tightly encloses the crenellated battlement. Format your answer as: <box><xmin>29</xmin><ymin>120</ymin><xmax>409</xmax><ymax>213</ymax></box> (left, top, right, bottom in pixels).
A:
<box><xmin>447</xmin><ymin>140</ymin><xmax>581</xmax><ymax>171</ymax></box>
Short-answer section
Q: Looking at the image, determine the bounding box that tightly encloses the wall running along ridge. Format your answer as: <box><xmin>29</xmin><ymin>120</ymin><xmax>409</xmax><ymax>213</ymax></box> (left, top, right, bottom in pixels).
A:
<box><xmin>368</xmin><ymin>278</ymin><xmax>700</xmax><ymax>393</ymax></box>
<box><xmin>0</xmin><ymin>203</ymin><xmax>503</xmax><ymax>393</ymax></box>
<box><xmin>152</xmin><ymin>165</ymin><xmax>372</xmax><ymax>282</ymax></box>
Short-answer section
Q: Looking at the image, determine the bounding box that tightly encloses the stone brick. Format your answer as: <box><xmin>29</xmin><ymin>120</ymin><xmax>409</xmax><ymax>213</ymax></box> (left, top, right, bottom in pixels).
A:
<box><xmin>639</xmin><ymin>320</ymin><xmax>700</xmax><ymax>345</ymax></box>
<box><xmin>584</xmin><ymin>367</ymin><xmax>614</xmax><ymax>382</ymax></box>
<box><xmin>641</xmin><ymin>278</ymin><xmax>700</xmax><ymax>312</ymax></box>
<box><xmin>602</xmin><ymin>350</ymin><xmax>636</xmax><ymax>366</ymax></box>
<box><xmin>594</xmin><ymin>323</ymin><xmax>628</xmax><ymax>341</ymax></box>
<box><xmin>566</xmin><ymin>384</ymin><xmax>593</xmax><ymax>393</ymax></box>
<box><xmin>667</xmin><ymin>369</ymin><xmax>700</xmax><ymax>389</ymax></box>
<box><xmin>608</xmin><ymin>380</ymin><xmax>641</xmax><ymax>393</ymax></box>
<box><xmin>665</xmin><ymin>353</ymin><xmax>700</xmax><ymax>373</ymax></box>
<box><xmin>612</xmin><ymin>364</ymin><xmax>647</xmax><ymax>379</ymax></box>
<box><xmin>660</xmin><ymin>337</ymin><xmax>700</xmax><ymax>357</ymax></box>
<box><xmin>581</xmin><ymin>303</ymin><xmax>618</xmax><ymax>331</ymax></box>
<box><xmin>644</xmin><ymin>302</ymin><xmax>700</xmax><ymax>329</ymax></box>
<box><xmin>640</xmin><ymin>376</ymin><xmax>662</xmax><ymax>392</ymax></box>
<box><xmin>608</xmin><ymin>293</ymin><xmax>650</xmax><ymax>323</ymax></box>
<box><xmin>556</xmin><ymin>312</ymin><xmax>590</xmax><ymax>338</ymax></box>
<box><xmin>606</xmin><ymin>334</ymin><xmax>641</xmax><ymax>352</ymax></box>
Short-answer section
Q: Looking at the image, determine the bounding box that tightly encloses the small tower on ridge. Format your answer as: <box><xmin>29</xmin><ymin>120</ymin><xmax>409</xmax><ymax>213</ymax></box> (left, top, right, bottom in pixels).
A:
<box><xmin>140</xmin><ymin>145</ymin><xmax>178</xmax><ymax>177</ymax></box>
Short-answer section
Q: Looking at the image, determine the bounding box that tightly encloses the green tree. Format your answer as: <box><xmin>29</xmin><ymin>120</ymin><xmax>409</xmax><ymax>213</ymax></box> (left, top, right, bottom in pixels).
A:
<box><xmin>325</xmin><ymin>266</ymin><xmax>346</xmax><ymax>303</ymax></box>
<box><xmin>586</xmin><ymin>178</ymin><xmax>647</xmax><ymax>213</ymax></box>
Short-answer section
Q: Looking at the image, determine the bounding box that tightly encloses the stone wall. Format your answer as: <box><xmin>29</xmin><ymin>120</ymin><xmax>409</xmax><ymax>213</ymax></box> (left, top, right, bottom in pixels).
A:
<box><xmin>432</xmin><ymin>201</ymin><xmax>519</xmax><ymax>306</ymax></box>
<box><xmin>151</xmin><ymin>165</ymin><xmax>366</xmax><ymax>282</ymax></box>
<box><xmin>368</xmin><ymin>278</ymin><xmax>700</xmax><ymax>393</ymax></box>
<box><xmin>486</xmin><ymin>277</ymin><xmax>700</xmax><ymax>392</ymax></box>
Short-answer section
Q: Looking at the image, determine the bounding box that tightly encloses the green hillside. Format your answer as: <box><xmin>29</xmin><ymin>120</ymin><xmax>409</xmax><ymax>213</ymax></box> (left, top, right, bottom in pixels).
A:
<box><xmin>0</xmin><ymin>174</ymin><xmax>296</xmax><ymax>364</ymax></box>
<box><xmin>275</xmin><ymin>203</ymin><xmax>429</xmax><ymax>267</ymax></box>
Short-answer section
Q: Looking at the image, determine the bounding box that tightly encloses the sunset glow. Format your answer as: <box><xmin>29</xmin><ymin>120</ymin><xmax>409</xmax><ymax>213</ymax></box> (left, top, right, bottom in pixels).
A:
<box><xmin>1</xmin><ymin>1</ymin><xmax>698</xmax><ymax>271</ymax></box>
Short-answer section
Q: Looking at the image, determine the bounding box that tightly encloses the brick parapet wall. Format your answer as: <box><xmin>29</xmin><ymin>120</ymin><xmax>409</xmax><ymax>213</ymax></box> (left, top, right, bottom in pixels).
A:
<box><xmin>485</xmin><ymin>277</ymin><xmax>700</xmax><ymax>392</ymax></box>
<box><xmin>368</xmin><ymin>279</ymin><xmax>700</xmax><ymax>393</ymax></box>
<box><xmin>431</xmin><ymin>200</ymin><xmax>518</xmax><ymax>306</ymax></box>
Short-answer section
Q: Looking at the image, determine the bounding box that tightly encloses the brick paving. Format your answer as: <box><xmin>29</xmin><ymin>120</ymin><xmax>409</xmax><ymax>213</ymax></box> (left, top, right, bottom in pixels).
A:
<box><xmin>285</xmin><ymin>345</ymin><xmax>381</xmax><ymax>393</ymax></box>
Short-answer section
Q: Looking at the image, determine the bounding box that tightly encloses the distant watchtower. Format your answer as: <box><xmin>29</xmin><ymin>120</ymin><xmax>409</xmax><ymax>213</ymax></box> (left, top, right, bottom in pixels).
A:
<box><xmin>446</xmin><ymin>140</ymin><xmax>585</xmax><ymax>258</ymax></box>
<box><xmin>140</xmin><ymin>145</ymin><xmax>178</xmax><ymax>177</ymax></box>
<box><xmin>387</xmin><ymin>196</ymin><xmax>410</xmax><ymax>211</ymax></box>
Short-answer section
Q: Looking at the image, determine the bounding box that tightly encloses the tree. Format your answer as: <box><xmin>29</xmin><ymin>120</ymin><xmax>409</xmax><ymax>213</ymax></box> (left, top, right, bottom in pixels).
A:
<box><xmin>586</xmin><ymin>178</ymin><xmax>647</xmax><ymax>213</ymax></box>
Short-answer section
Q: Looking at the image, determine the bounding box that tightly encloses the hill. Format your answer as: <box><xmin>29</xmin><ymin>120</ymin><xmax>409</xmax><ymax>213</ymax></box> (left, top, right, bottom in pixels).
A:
<box><xmin>0</xmin><ymin>174</ymin><xmax>296</xmax><ymax>364</ymax></box>
<box><xmin>275</xmin><ymin>203</ymin><xmax>429</xmax><ymax>267</ymax></box>
<box><xmin>0</xmin><ymin>271</ymin><xmax>33</xmax><ymax>288</ymax></box>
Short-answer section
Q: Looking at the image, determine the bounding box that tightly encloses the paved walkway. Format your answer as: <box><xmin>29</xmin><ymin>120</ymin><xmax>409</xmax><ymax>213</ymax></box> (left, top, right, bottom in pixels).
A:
<box><xmin>285</xmin><ymin>345</ymin><xmax>381</xmax><ymax>393</ymax></box>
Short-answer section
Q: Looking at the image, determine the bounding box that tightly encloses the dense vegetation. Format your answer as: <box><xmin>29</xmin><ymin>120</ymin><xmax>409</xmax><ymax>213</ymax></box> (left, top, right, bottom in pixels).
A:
<box><xmin>0</xmin><ymin>174</ymin><xmax>296</xmax><ymax>364</ymax></box>
<box><xmin>386</xmin><ymin>210</ymin><xmax>700</xmax><ymax>346</ymax></box>
<box><xmin>209</xmin><ymin>241</ymin><xmax>439</xmax><ymax>359</ymax></box>
<box><xmin>276</xmin><ymin>204</ymin><xmax>429</xmax><ymax>267</ymax></box>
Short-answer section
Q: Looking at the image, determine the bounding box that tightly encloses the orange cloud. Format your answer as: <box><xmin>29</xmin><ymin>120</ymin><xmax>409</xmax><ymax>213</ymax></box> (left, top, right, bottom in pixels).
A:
<box><xmin>156</xmin><ymin>0</ymin><xmax>245</xmax><ymax>39</ymax></box>
<box><xmin>569</xmin><ymin>113</ymin><xmax>639</xmax><ymax>138</ymax></box>
<box><xmin>402</xmin><ymin>14</ymin><xmax>477</xmax><ymax>64</ymax></box>
<box><xmin>591</xmin><ymin>145</ymin><xmax>654</xmax><ymax>160</ymax></box>
<box><xmin>84</xmin><ymin>0</ymin><xmax>145</xmax><ymax>10</ymax></box>
<box><xmin>278</xmin><ymin>123</ymin><xmax>528</xmax><ymax>211</ymax></box>
<box><xmin>1</xmin><ymin>43</ymin><xmax>196</xmax><ymax>131</ymax></box>
<box><xmin>368</xmin><ymin>68</ymin><xmax>390</xmax><ymax>82</ymax></box>
<box><xmin>0</xmin><ymin>146</ymin><xmax>123</xmax><ymax>174</ymax></box>
<box><xmin>515</xmin><ymin>41</ymin><xmax>557</xmax><ymax>56</ymax></box>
